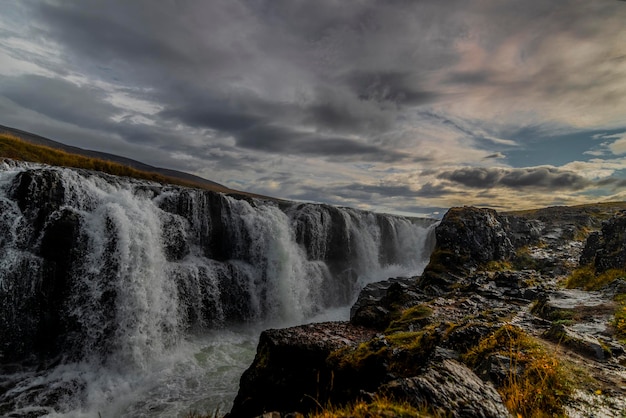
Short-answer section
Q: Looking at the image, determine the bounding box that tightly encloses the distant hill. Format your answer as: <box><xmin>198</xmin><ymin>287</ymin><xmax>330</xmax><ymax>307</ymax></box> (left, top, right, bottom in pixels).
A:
<box><xmin>0</xmin><ymin>124</ymin><xmax>231</xmax><ymax>192</ymax></box>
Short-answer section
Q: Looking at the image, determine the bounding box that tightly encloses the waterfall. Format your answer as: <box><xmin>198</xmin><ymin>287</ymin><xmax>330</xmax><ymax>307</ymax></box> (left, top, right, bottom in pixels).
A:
<box><xmin>0</xmin><ymin>160</ymin><xmax>437</xmax><ymax>417</ymax></box>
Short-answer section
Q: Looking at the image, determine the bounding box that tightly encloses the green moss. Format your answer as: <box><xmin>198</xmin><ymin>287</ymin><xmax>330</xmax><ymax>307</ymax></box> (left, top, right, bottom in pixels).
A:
<box><xmin>462</xmin><ymin>324</ymin><xmax>572</xmax><ymax>417</ymax></box>
<box><xmin>385</xmin><ymin>304</ymin><xmax>433</xmax><ymax>334</ymax></box>
<box><xmin>330</xmin><ymin>327</ymin><xmax>440</xmax><ymax>378</ymax></box>
<box><xmin>425</xmin><ymin>249</ymin><xmax>459</xmax><ymax>273</ymax></box>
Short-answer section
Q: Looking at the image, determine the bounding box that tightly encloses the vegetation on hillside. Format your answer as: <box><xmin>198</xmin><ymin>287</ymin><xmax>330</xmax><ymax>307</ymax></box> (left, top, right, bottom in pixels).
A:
<box><xmin>0</xmin><ymin>133</ymin><xmax>233</xmax><ymax>193</ymax></box>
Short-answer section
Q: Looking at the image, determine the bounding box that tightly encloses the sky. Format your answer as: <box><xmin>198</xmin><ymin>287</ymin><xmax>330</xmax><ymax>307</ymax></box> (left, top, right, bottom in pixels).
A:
<box><xmin>1</xmin><ymin>0</ymin><xmax>626</xmax><ymax>217</ymax></box>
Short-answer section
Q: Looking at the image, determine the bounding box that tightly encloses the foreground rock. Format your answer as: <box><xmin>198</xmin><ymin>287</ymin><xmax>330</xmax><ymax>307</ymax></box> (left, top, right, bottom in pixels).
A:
<box><xmin>230</xmin><ymin>322</ymin><xmax>377</xmax><ymax>417</ymax></box>
<box><xmin>230</xmin><ymin>206</ymin><xmax>626</xmax><ymax>418</ymax></box>
<box><xmin>381</xmin><ymin>358</ymin><xmax>511</xmax><ymax>418</ymax></box>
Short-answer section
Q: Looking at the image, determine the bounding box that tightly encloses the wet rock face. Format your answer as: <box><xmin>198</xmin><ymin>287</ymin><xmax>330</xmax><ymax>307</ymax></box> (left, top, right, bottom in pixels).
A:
<box><xmin>581</xmin><ymin>210</ymin><xmax>626</xmax><ymax>272</ymax></box>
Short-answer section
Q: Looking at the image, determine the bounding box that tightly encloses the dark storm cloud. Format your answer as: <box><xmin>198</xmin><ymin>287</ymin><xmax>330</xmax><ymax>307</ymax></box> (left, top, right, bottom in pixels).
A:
<box><xmin>438</xmin><ymin>167</ymin><xmax>591</xmax><ymax>190</ymax></box>
<box><xmin>445</xmin><ymin>71</ymin><xmax>491</xmax><ymax>86</ymax></box>
<box><xmin>331</xmin><ymin>183</ymin><xmax>415</xmax><ymax>199</ymax></box>
<box><xmin>597</xmin><ymin>177</ymin><xmax>626</xmax><ymax>188</ymax></box>
<box><xmin>344</xmin><ymin>71</ymin><xmax>438</xmax><ymax>106</ymax></box>
<box><xmin>416</xmin><ymin>182</ymin><xmax>459</xmax><ymax>198</ymax></box>
<box><xmin>2</xmin><ymin>0</ymin><xmax>625</xmax><ymax>214</ymax></box>
<box><xmin>25</xmin><ymin>0</ymin><xmax>464</xmax><ymax>140</ymax></box>
<box><xmin>1</xmin><ymin>74</ymin><xmax>117</xmax><ymax>130</ymax></box>
<box><xmin>484</xmin><ymin>153</ymin><xmax>505</xmax><ymax>159</ymax></box>
<box><xmin>236</xmin><ymin>125</ymin><xmax>407</xmax><ymax>161</ymax></box>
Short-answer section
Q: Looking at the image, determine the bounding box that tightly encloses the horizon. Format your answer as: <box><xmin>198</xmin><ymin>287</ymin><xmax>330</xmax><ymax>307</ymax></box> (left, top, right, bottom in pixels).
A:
<box><xmin>1</xmin><ymin>1</ymin><xmax>626</xmax><ymax>217</ymax></box>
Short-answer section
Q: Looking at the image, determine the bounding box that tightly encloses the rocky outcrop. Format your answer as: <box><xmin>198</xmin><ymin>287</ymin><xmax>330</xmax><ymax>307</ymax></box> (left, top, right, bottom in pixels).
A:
<box><xmin>230</xmin><ymin>205</ymin><xmax>626</xmax><ymax>418</ymax></box>
<box><xmin>426</xmin><ymin>207</ymin><xmax>515</xmax><ymax>274</ymax></box>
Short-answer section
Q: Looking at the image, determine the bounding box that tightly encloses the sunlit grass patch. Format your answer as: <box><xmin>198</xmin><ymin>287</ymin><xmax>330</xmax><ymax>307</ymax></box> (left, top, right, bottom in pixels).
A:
<box><xmin>613</xmin><ymin>294</ymin><xmax>626</xmax><ymax>344</ymax></box>
<box><xmin>566</xmin><ymin>265</ymin><xmax>626</xmax><ymax>291</ymax></box>
<box><xmin>309</xmin><ymin>395</ymin><xmax>435</xmax><ymax>418</ymax></box>
<box><xmin>462</xmin><ymin>324</ymin><xmax>572</xmax><ymax>417</ymax></box>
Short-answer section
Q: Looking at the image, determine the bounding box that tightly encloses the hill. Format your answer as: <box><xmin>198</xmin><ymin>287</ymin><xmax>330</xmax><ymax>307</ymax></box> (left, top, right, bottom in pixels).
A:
<box><xmin>0</xmin><ymin>124</ymin><xmax>241</xmax><ymax>195</ymax></box>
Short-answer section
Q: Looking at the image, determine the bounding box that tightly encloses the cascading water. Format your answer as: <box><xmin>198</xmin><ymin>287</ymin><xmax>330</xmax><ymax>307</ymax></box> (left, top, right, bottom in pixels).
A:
<box><xmin>0</xmin><ymin>160</ymin><xmax>437</xmax><ymax>417</ymax></box>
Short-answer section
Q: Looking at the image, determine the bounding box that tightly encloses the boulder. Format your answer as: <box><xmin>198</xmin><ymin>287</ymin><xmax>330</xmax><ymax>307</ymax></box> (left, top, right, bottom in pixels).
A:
<box><xmin>424</xmin><ymin>207</ymin><xmax>514</xmax><ymax>276</ymax></box>
<box><xmin>350</xmin><ymin>277</ymin><xmax>427</xmax><ymax>330</ymax></box>
<box><xmin>229</xmin><ymin>322</ymin><xmax>376</xmax><ymax>418</ymax></box>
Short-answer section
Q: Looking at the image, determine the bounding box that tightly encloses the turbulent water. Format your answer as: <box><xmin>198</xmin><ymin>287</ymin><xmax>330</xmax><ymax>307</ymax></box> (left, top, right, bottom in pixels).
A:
<box><xmin>0</xmin><ymin>160</ymin><xmax>436</xmax><ymax>417</ymax></box>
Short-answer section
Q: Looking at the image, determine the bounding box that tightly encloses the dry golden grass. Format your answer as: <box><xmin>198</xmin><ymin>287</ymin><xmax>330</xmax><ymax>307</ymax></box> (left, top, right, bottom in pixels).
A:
<box><xmin>566</xmin><ymin>266</ymin><xmax>626</xmax><ymax>291</ymax></box>
<box><xmin>463</xmin><ymin>324</ymin><xmax>571</xmax><ymax>418</ymax></box>
<box><xmin>309</xmin><ymin>395</ymin><xmax>435</xmax><ymax>418</ymax></box>
<box><xmin>0</xmin><ymin>133</ymin><xmax>234</xmax><ymax>193</ymax></box>
<box><xmin>614</xmin><ymin>294</ymin><xmax>626</xmax><ymax>344</ymax></box>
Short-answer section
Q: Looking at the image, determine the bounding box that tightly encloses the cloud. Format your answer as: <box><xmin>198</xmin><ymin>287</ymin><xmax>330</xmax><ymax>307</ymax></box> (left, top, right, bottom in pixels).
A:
<box><xmin>1</xmin><ymin>0</ymin><xmax>625</xmax><ymax>215</ymax></box>
<box><xmin>484</xmin><ymin>152</ymin><xmax>505</xmax><ymax>159</ymax></box>
<box><xmin>583</xmin><ymin>132</ymin><xmax>626</xmax><ymax>156</ymax></box>
<box><xmin>609</xmin><ymin>135</ymin><xmax>626</xmax><ymax>155</ymax></box>
<box><xmin>0</xmin><ymin>74</ymin><xmax>117</xmax><ymax>130</ymax></box>
<box><xmin>438</xmin><ymin>167</ymin><xmax>591</xmax><ymax>190</ymax></box>
<box><xmin>235</xmin><ymin>125</ymin><xmax>408</xmax><ymax>162</ymax></box>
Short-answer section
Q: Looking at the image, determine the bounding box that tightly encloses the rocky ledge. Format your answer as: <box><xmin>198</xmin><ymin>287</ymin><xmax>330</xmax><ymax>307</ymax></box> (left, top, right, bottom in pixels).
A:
<box><xmin>229</xmin><ymin>204</ymin><xmax>626</xmax><ymax>418</ymax></box>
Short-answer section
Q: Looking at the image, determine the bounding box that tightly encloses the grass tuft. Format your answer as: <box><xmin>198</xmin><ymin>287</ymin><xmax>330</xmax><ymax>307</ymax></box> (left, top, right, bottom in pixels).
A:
<box><xmin>463</xmin><ymin>324</ymin><xmax>571</xmax><ymax>417</ymax></box>
<box><xmin>613</xmin><ymin>294</ymin><xmax>626</xmax><ymax>344</ymax></box>
<box><xmin>308</xmin><ymin>395</ymin><xmax>435</xmax><ymax>418</ymax></box>
<box><xmin>566</xmin><ymin>266</ymin><xmax>626</xmax><ymax>290</ymax></box>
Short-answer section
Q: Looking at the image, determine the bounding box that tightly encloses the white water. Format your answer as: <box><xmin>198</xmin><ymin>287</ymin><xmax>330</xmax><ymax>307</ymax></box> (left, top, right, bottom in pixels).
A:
<box><xmin>0</xmin><ymin>161</ymin><xmax>436</xmax><ymax>417</ymax></box>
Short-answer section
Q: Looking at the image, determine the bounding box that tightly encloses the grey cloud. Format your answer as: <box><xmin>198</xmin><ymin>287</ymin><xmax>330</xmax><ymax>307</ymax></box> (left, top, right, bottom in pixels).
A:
<box><xmin>235</xmin><ymin>125</ymin><xmax>408</xmax><ymax>162</ymax></box>
<box><xmin>416</xmin><ymin>182</ymin><xmax>458</xmax><ymax>198</ymax></box>
<box><xmin>438</xmin><ymin>167</ymin><xmax>591</xmax><ymax>190</ymax></box>
<box><xmin>445</xmin><ymin>71</ymin><xmax>491</xmax><ymax>86</ymax></box>
<box><xmin>1</xmin><ymin>74</ymin><xmax>117</xmax><ymax>130</ymax></box>
<box><xmin>484</xmin><ymin>152</ymin><xmax>505</xmax><ymax>159</ymax></box>
<box><xmin>344</xmin><ymin>71</ymin><xmax>438</xmax><ymax>106</ymax></box>
<box><xmin>597</xmin><ymin>177</ymin><xmax>626</xmax><ymax>188</ymax></box>
<box><xmin>332</xmin><ymin>183</ymin><xmax>415</xmax><ymax>199</ymax></box>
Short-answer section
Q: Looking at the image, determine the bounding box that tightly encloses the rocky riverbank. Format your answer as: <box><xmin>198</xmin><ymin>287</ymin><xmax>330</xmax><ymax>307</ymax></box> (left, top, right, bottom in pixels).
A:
<box><xmin>229</xmin><ymin>204</ymin><xmax>626</xmax><ymax>418</ymax></box>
